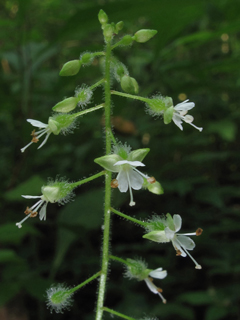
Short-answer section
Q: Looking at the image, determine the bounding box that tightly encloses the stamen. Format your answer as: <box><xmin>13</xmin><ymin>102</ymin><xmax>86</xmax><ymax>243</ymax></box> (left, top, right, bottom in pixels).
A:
<box><xmin>16</xmin><ymin>213</ymin><xmax>32</xmax><ymax>228</ymax></box>
<box><xmin>31</xmin><ymin>136</ymin><xmax>39</xmax><ymax>143</ymax></box>
<box><xmin>30</xmin><ymin>211</ymin><xmax>38</xmax><ymax>218</ymax></box>
<box><xmin>158</xmin><ymin>291</ymin><xmax>167</xmax><ymax>304</ymax></box>
<box><xmin>132</xmin><ymin>167</ymin><xmax>148</xmax><ymax>179</ymax></box>
<box><xmin>181</xmin><ymin>245</ymin><xmax>202</xmax><ymax>269</ymax></box>
<box><xmin>188</xmin><ymin>121</ymin><xmax>203</xmax><ymax>132</ymax></box>
<box><xmin>176</xmin><ymin>249</ymin><xmax>182</xmax><ymax>256</ymax></box>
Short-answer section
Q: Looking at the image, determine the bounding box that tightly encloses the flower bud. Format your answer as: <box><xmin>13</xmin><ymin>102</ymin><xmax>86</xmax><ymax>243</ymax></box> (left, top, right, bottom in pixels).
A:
<box><xmin>133</xmin><ymin>29</ymin><xmax>157</xmax><ymax>43</ymax></box>
<box><xmin>75</xmin><ymin>85</ymin><xmax>93</xmax><ymax>107</ymax></box>
<box><xmin>98</xmin><ymin>9</ymin><xmax>108</xmax><ymax>25</ymax></box>
<box><xmin>103</xmin><ymin>24</ymin><xmax>114</xmax><ymax>42</ymax></box>
<box><xmin>116</xmin><ymin>21</ymin><xmax>124</xmax><ymax>32</ymax></box>
<box><xmin>46</xmin><ymin>284</ymin><xmax>73</xmax><ymax>314</ymax></box>
<box><xmin>120</xmin><ymin>75</ymin><xmax>139</xmax><ymax>94</ymax></box>
<box><xmin>163</xmin><ymin>106</ymin><xmax>174</xmax><ymax>124</ymax></box>
<box><xmin>52</xmin><ymin>97</ymin><xmax>78</xmax><ymax>113</ymax></box>
<box><xmin>80</xmin><ymin>52</ymin><xmax>94</xmax><ymax>65</ymax></box>
<box><xmin>59</xmin><ymin>60</ymin><xmax>81</xmax><ymax>76</ymax></box>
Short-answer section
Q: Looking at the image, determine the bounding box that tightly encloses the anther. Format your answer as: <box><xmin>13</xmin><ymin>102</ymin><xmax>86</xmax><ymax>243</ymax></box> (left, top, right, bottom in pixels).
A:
<box><xmin>24</xmin><ymin>207</ymin><xmax>31</xmax><ymax>215</ymax></box>
<box><xmin>157</xmin><ymin>288</ymin><xmax>163</xmax><ymax>293</ymax></box>
<box><xmin>30</xmin><ymin>211</ymin><xmax>38</xmax><ymax>218</ymax></box>
<box><xmin>196</xmin><ymin>228</ymin><xmax>203</xmax><ymax>236</ymax></box>
<box><xmin>32</xmin><ymin>137</ymin><xmax>39</xmax><ymax>143</ymax></box>
<box><xmin>176</xmin><ymin>249</ymin><xmax>182</xmax><ymax>256</ymax></box>
<box><xmin>111</xmin><ymin>179</ymin><xmax>119</xmax><ymax>188</ymax></box>
<box><xmin>147</xmin><ymin>176</ymin><xmax>156</xmax><ymax>184</ymax></box>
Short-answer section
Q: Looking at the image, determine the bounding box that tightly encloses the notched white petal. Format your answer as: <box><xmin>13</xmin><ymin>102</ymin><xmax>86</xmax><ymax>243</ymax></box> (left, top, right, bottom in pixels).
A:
<box><xmin>173</xmin><ymin>214</ymin><xmax>182</xmax><ymax>232</ymax></box>
<box><xmin>128</xmin><ymin>169</ymin><xmax>143</xmax><ymax>190</ymax></box>
<box><xmin>27</xmin><ymin>119</ymin><xmax>48</xmax><ymax>128</ymax></box>
<box><xmin>177</xmin><ymin>235</ymin><xmax>195</xmax><ymax>250</ymax></box>
<box><xmin>117</xmin><ymin>171</ymin><xmax>128</xmax><ymax>192</ymax></box>
<box><xmin>149</xmin><ymin>269</ymin><xmax>167</xmax><ymax>279</ymax></box>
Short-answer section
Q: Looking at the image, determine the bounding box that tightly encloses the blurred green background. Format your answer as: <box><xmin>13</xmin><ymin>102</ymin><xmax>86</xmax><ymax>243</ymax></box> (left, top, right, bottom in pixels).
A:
<box><xmin>1</xmin><ymin>0</ymin><xmax>240</xmax><ymax>319</ymax></box>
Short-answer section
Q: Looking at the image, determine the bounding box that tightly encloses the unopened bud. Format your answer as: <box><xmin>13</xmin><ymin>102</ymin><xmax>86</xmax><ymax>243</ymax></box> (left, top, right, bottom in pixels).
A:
<box><xmin>80</xmin><ymin>52</ymin><xmax>94</xmax><ymax>65</ymax></box>
<box><xmin>59</xmin><ymin>60</ymin><xmax>81</xmax><ymax>76</ymax></box>
<box><xmin>103</xmin><ymin>24</ymin><xmax>114</xmax><ymax>42</ymax></box>
<box><xmin>52</xmin><ymin>97</ymin><xmax>78</xmax><ymax>113</ymax></box>
<box><xmin>133</xmin><ymin>29</ymin><xmax>157</xmax><ymax>43</ymax></box>
<box><xmin>116</xmin><ymin>21</ymin><xmax>124</xmax><ymax>32</ymax></box>
<box><xmin>98</xmin><ymin>9</ymin><xmax>108</xmax><ymax>25</ymax></box>
<box><xmin>75</xmin><ymin>85</ymin><xmax>93</xmax><ymax>107</ymax></box>
<box><xmin>46</xmin><ymin>284</ymin><xmax>73</xmax><ymax>314</ymax></box>
<box><xmin>121</xmin><ymin>75</ymin><xmax>139</xmax><ymax>94</ymax></box>
<box><xmin>119</xmin><ymin>35</ymin><xmax>133</xmax><ymax>46</ymax></box>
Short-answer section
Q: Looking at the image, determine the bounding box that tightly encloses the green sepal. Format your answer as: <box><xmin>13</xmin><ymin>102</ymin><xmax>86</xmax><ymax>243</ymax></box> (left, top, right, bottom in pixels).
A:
<box><xmin>52</xmin><ymin>97</ymin><xmax>78</xmax><ymax>113</ymax></box>
<box><xmin>119</xmin><ymin>35</ymin><xmax>133</xmax><ymax>46</ymax></box>
<box><xmin>143</xmin><ymin>230</ymin><xmax>170</xmax><ymax>243</ymax></box>
<box><xmin>94</xmin><ymin>154</ymin><xmax>122</xmax><ymax>172</ymax></box>
<box><xmin>144</xmin><ymin>180</ymin><xmax>164</xmax><ymax>195</ymax></box>
<box><xmin>166</xmin><ymin>213</ymin><xmax>175</xmax><ymax>231</ymax></box>
<box><xmin>41</xmin><ymin>185</ymin><xmax>61</xmax><ymax>203</ymax></box>
<box><xmin>120</xmin><ymin>75</ymin><xmax>139</xmax><ymax>94</ymax></box>
<box><xmin>128</xmin><ymin>148</ymin><xmax>150</xmax><ymax>162</ymax></box>
<box><xmin>48</xmin><ymin>118</ymin><xmax>61</xmax><ymax>135</ymax></box>
<box><xmin>133</xmin><ymin>29</ymin><xmax>158</xmax><ymax>43</ymax></box>
<box><xmin>59</xmin><ymin>60</ymin><xmax>81</xmax><ymax>76</ymax></box>
<box><xmin>116</xmin><ymin>21</ymin><xmax>124</xmax><ymax>32</ymax></box>
<box><xmin>103</xmin><ymin>24</ymin><xmax>114</xmax><ymax>42</ymax></box>
<box><xmin>164</xmin><ymin>106</ymin><xmax>174</xmax><ymax>124</ymax></box>
<box><xmin>80</xmin><ymin>52</ymin><xmax>94</xmax><ymax>65</ymax></box>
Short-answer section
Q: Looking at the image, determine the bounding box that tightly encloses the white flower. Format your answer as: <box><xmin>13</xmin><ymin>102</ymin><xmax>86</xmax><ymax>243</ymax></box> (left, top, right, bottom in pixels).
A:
<box><xmin>164</xmin><ymin>214</ymin><xmax>202</xmax><ymax>269</ymax></box>
<box><xmin>173</xmin><ymin>100</ymin><xmax>203</xmax><ymax>132</ymax></box>
<box><xmin>113</xmin><ymin>160</ymin><xmax>148</xmax><ymax>206</ymax></box>
<box><xmin>95</xmin><ymin>145</ymin><xmax>150</xmax><ymax>206</ymax></box>
<box><xmin>144</xmin><ymin>268</ymin><xmax>167</xmax><ymax>304</ymax></box>
<box><xmin>16</xmin><ymin>194</ymin><xmax>49</xmax><ymax>228</ymax></box>
<box><xmin>21</xmin><ymin>119</ymin><xmax>52</xmax><ymax>152</ymax></box>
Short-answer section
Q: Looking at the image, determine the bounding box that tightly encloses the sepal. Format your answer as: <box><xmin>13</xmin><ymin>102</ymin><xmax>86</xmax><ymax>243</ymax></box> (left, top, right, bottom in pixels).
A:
<box><xmin>143</xmin><ymin>230</ymin><xmax>170</xmax><ymax>243</ymax></box>
<box><xmin>94</xmin><ymin>154</ymin><xmax>122</xmax><ymax>172</ymax></box>
<box><xmin>128</xmin><ymin>148</ymin><xmax>150</xmax><ymax>162</ymax></box>
<box><xmin>164</xmin><ymin>106</ymin><xmax>174</xmax><ymax>124</ymax></box>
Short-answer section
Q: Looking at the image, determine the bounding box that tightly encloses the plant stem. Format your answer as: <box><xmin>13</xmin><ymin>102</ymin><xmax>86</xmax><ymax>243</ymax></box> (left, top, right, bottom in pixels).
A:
<box><xmin>102</xmin><ymin>307</ymin><xmax>138</xmax><ymax>320</ymax></box>
<box><xmin>111</xmin><ymin>207</ymin><xmax>147</xmax><ymax>227</ymax></box>
<box><xmin>109</xmin><ymin>255</ymin><xmax>130</xmax><ymax>266</ymax></box>
<box><xmin>73</xmin><ymin>104</ymin><xmax>104</xmax><ymax>119</ymax></box>
<box><xmin>71</xmin><ymin>171</ymin><xmax>105</xmax><ymax>188</ymax></box>
<box><xmin>90</xmin><ymin>79</ymin><xmax>105</xmax><ymax>90</ymax></box>
<box><xmin>67</xmin><ymin>271</ymin><xmax>101</xmax><ymax>295</ymax></box>
<box><xmin>95</xmin><ymin>40</ymin><xmax>112</xmax><ymax>320</ymax></box>
<box><xmin>111</xmin><ymin>90</ymin><xmax>149</xmax><ymax>103</ymax></box>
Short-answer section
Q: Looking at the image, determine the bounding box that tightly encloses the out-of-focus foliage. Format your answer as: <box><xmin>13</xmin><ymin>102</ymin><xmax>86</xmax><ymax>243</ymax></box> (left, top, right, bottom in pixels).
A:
<box><xmin>0</xmin><ymin>0</ymin><xmax>240</xmax><ymax>319</ymax></box>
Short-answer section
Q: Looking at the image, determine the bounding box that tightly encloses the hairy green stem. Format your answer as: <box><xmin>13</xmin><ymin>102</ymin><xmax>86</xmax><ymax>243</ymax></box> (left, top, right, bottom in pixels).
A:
<box><xmin>67</xmin><ymin>271</ymin><xmax>101</xmax><ymax>295</ymax></box>
<box><xmin>90</xmin><ymin>79</ymin><xmax>105</xmax><ymax>90</ymax></box>
<box><xmin>95</xmin><ymin>40</ymin><xmax>112</xmax><ymax>320</ymax></box>
<box><xmin>111</xmin><ymin>207</ymin><xmax>147</xmax><ymax>227</ymax></box>
<box><xmin>71</xmin><ymin>171</ymin><xmax>105</xmax><ymax>188</ymax></box>
<box><xmin>111</xmin><ymin>90</ymin><xmax>149</xmax><ymax>103</ymax></box>
<box><xmin>109</xmin><ymin>255</ymin><xmax>131</xmax><ymax>266</ymax></box>
<box><xmin>102</xmin><ymin>307</ymin><xmax>138</xmax><ymax>320</ymax></box>
<box><xmin>73</xmin><ymin>104</ymin><xmax>104</xmax><ymax>119</ymax></box>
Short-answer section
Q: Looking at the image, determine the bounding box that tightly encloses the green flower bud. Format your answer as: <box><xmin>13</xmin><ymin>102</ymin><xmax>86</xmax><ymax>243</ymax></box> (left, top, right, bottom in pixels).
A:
<box><xmin>120</xmin><ymin>75</ymin><xmax>139</xmax><ymax>94</ymax></box>
<box><xmin>133</xmin><ymin>29</ymin><xmax>158</xmax><ymax>43</ymax></box>
<box><xmin>98</xmin><ymin>9</ymin><xmax>108</xmax><ymax>25</ymax></box>
<box><xmin>80</xmin><ymin>52</ymin><xmax>94</xmax><ymax>65</ymax></box>
<box><xmin>116</xmin><ymin>21</ymin><xmax>124</xmax><ymax>32</ymax></box>
<box><xmin>163</xmin><ymin>106</ymin><xmax>174</xmax><ymax>124</ymax></box>
<box><xmin>52</xmin><ymin>97</ymin><xmax>78</xmax><ymax>113</ymax></box>
<box><xmin>103</xmin><ymin>24</ymin><xmax>114</xmax><ymax>42</ymax></box>
<box><xmin>46</xmin><ymin>284</ymin><xmax>73</xmax><ymax>314</ymax></box>
<box><xmin>59</xmin><ymin>60</ymin><xmax>81</xmax><ymax>76</ymax></box>
<box><xmin>75</xmin><ymin>85</ymin><xmax>93</xmax><ymax>107</ymax></box>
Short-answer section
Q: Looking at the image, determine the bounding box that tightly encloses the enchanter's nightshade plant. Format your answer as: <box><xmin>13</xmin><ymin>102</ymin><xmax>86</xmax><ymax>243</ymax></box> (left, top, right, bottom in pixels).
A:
<box><xmin>95</xmin><ymin>144</ymin><xmax>150</xmax><ymax>206</ymax></box>
<box><xmin>143</xmin><ymin>214</ymin><xmax>203</xmax><ymax>269</ymax></box>
<box><xmin>16</xmin><ymin>9</ymin><xmax>204</xmax><ymax>320</ymax></box>
<box><xmin>124</xmin><ymin>258</ymin><xmax>167</xmax><ymax>303</ymax></box>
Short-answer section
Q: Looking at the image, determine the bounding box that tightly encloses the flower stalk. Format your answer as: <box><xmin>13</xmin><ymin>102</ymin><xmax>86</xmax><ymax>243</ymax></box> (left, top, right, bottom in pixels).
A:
<box><xmin>102</xmin><ymin>307</ymin><xmax>138</xmax><ymax>320</ymax></box>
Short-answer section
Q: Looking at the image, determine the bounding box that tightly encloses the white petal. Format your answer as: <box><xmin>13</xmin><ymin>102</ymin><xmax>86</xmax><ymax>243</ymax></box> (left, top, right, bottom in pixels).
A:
<box><xmin>39</xmin><ymin>202</ymin><xmax>48</xmax><ymax>220</ymax></box>
<box><xmin>37</xmin><ymin>132</ymin><xmax>51</xmax><ymax>149</ymax></box>
<box><xmin>172</xmin><ymin>114</ymin><xmax>183</xmax><ymax>130</ymax></box>
<box><xmin>164</xmin><ymin>227</ymin><xmax>175</xmax><ymax>240</ymax></box>
<box><xmin>27</xmin><ymin>119</ymin><xmax>48</xmax><ymax>128</ymax></box>
<box><xmin>128</xmin><ymin>169</ymin><xmax>143</xmax><ymax>190</ymax></box>
<box><xmin>149</xmin><ymin>268</ymin><xmax>167</xmax><ymax>279</ymax></box>
<box><xmin>177</xmin><ymin>235</ymin><xmax>195</xmax><ymax>250</ymax></box>
<box><xmin>144</xmin><ymin>278</ymin><xmax>158</xmax><ymax>294</ymax></box>
<box><xmin>114</xmin><ymin>160</ymin><xmax>145</xmax><ymax>167</ymax></box>
<box><xmin>174</xmin><ymin>102</ymin><xmax>195</xmax><ymax>111</ymax></box>
<box><xmin>117</xmin><ymin>171</ymin><xmax>128</xmax><ymax>192</ymax></box>
<box><xmin>173</xmin><ymin>214</ymin><xmax>182</xmax><ymax>232</ymax></box>
<box><xmin>184</xmin><ymin>115</ymin><xmax>194</xmax><ymax>123</ymax></box>
<box><xmin>172</xmin><ymin>239</ymin><xmax>187</xmax><ymax>257</ymax></box>
<box><xmin>21</xmin><ymin>195</ymin><xmax>42</xmax><ymax>199</ymax></box>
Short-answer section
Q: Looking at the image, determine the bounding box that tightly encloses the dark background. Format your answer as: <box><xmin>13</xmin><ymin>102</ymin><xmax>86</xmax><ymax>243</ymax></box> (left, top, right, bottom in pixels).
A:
<box><xmin>0</xmin><ymin>0</ymin><xmax>240</xmax><ymax>319</ymax></box>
